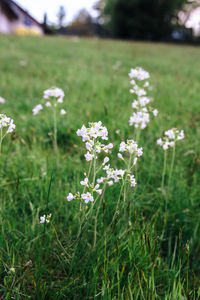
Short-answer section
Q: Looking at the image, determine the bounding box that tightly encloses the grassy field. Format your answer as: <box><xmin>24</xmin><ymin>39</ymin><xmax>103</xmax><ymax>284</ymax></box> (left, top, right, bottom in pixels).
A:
<box><xmin>0</xmin><ymin>35</ymin><xmax>200</xmax><ymax>299</ymax></box>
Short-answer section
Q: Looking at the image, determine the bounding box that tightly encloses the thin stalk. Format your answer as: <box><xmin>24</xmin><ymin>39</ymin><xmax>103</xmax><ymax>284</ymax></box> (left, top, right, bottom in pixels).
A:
<box><xmin>93</xmin><ymin>183</ymin><xmax>106</xmax><ymax>249</ymax></box>
<box><xmin>92</xmin><ymin>148</ymin><xmax>97</xmax><ymax>185</ymax></box>
<box><xmin>0</xmin><ymin>128</ymin><xmax>2</xmax><ymax>154</ymax></box>
<box><xmin>161</xmin><ymin>150</ymin><xmax>167</xmax><ymax>194</ymax></box>
<box><xmin>80</xmin><ymin>159</ymin><xmax>93</xmax><ymax>211</ymax></box>
<box><xmin>123</xmin><ymin>155</ymin><xmax>132</xmax><ymax>203</ymax></box>
<box><xmin>53</xmin><ymin>107</ymin><xmax>58</xmax><ymax>156</ymax></box>
<box><xmin>51</xmin><ymin>223</ymin><xmax>70</xmax><ymax>261</ymax></box>
<box><xmin>135</xmin><ymin>128</ymin><xmax>141</xmax><ymax>144</ymax></box>
<box><xmin>168</xmin><ymin>144</ymin><xmax>176</xmax><ymax>187</ymax></box>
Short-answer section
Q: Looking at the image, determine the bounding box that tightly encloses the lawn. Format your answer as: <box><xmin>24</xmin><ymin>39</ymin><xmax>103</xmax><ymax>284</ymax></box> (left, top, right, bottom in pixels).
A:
<box><xmin>0</xmin><ymin>35</ymin><xmax>200</xmax><ymax>299</ymax></box>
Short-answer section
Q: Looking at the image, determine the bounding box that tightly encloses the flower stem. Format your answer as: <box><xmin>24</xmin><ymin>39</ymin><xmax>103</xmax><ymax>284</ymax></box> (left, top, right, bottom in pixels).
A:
<box><xmin>93</xmin><ymin>183</ymin><xmax>106</xmax><ymax>249</ymax></box>
<box><xmin>53</xmin><ymin>107</ymin><xmax>58</xmax><ymax>156</ymax></box>
<box><xmin>0</xmin><ymin>128</ymin><xmax>2</xmax><ymax>155</ymax></box>
<box><xmin>168</xmin><ymin>144</ymin><xmax>176</xmax><ymax>187</ymax></box>
<box><xmin>161</xmin><ymin>150</ymin><xmax>167</xmax><ymax>194</ymax></box>
<box><xmin>93</xmin><ymin>148</ymin><xmax>97</xmax><ymax>185</ymax></box>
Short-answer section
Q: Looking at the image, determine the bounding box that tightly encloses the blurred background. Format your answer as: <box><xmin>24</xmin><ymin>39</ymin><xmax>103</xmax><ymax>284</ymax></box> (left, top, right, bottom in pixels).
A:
<box><xmin>0</xmin><ymin>0</ymin><xmax>200</xmax><ymax>42</ymax></box>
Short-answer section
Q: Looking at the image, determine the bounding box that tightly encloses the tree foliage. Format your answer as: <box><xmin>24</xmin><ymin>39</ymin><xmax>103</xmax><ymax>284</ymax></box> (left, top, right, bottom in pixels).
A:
<box><xmin>97</xmin><ymin>0</ymin><xmax>190</xmax><ymax>40</ymax></box>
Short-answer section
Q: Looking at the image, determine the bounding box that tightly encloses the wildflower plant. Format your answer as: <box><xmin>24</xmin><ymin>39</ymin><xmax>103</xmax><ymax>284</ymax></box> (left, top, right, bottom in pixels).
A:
<box><xmin>0</xmin><ymin>114</ymin><xmax>16</xmax><ymax>154</ymax></box>
<box><xmin>128</xmin><ymin>67</ymin><xmax>158</xmax><ymax>140</ymax></box>
<box><xmin>32</xmin><ymin>87</ymin><xmax>66</xmax><ymax>156</ymax></box>
<box><xmin>67</xmin><ymin>121</ymin><xmax>114</xmax><ymax>205</ymax></box>
<box><xmin>157</xmin><ymin>128</ymin><xmax>184</xmax><ymax>194</ymax></box>
<box><xmin>66</xmin><ymin>121</ymin><xmax>143</xmax><ymax>246</ymax></box>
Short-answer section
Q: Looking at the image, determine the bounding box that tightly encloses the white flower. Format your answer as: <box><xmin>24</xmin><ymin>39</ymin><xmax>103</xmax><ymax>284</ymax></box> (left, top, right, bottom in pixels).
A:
<box><xmin>77</xmin><ymin>125</ymin><xmax>88</xmax><ymax>141</ymax></box>
<box><xmin>58</xmin><ymin>98</ymin><xmax>63</xmax><ymax>103</ymax></box>
<box><xmin>7</xmin><ymin>119</ymin><xmax>16</xmax><ymax>133</ymax></box>
<box><xmin>80</xmin><ymin>178</ymin><xmax>89</xmax><ymax>186</ymax></box>
<box><xmin>94</xmin><ymin>185</ymin><xmax>102</xmax><ymax>195</ymax></box>
<box><xmin>129</xmin><ymin>67</ymin><xmax>150</xmax><ymax>80</ymax></box>
<box><xmin>129</xmin><ymin>111</ymin><xmax>150</xmax><ymax>129</ymax></box>
<box><xmin>119</xmin><ymin>142</ymin><xmax>126</xmax><ymax>152</ymax></box>
<box><xmin>40</xmin><ymin>213</ymin><xmax>52</xmax><ymax>223</ymax></box>
<box><xmin>119</xmin><ymin>140</ymin><xmax>143</xmax><ymax>157</ymax></box>
<box><xmin>163</xmin><ymin>144</ymin><xmax>168</xmax><ymax>150</ymax></box>
<box><xmin>85</xmin><ymin>152</ymin><xmax>94</xmax><ymax>161</ymax></box>
<box><xmin>60</xmin><ymin>109</ymin><xmax>66</xmax><ymax>115</ymax></box>
<box><xmin>81</xmin><ymin>192</ymin><xmax>94</xmax><ymax>204</ymax></box>
<box><xmin>157</xmin><ymin>138</ymin><xmax>162</xmax><ymax>146</ymax></box>
<box><xmin>103</xmin><ymin>157</ymin><xmax>109</xmax><ymax>165</ymax></box>
<box><xmin>132</xmin><ymin>100</ymin><xmax>138</xmax><ymax>109</ymax></box>
<box><xmin>157</xmin><ymin>128</ymin><xmax>184</xmax><ymax>150</ymax></box>
<box><xmin>67</xmin><ymin>193</ymin><xmax>74</xmax><ymax>201</ymax></box>
<box><xmin>97</xmin><ymin>177</ymin><xmax>105</xmax><ymax>184</ymax></box>
<box><xmin>165</xmin><ymin>129</ymin><xmax>175</xmax><ymax>140</ymax></box>
<box><xmin>108</xmin><ymin>180</ymin><xmax>114</xmax><ymax>186</ymax></box>
<box><xmin>0</xmin><ymin>114</ymin><xmax>15</xmax><ymax>133</ymax></box>
<box><xmin>44</xmin><ymin>87</ymin><xmax>64</xmax><ymax>102</ymax></box>
<box><xmin>45</xmin><ymin>101</ymin><xmax>51</xmax><ymax>107</ymax></box>
<box><xmin>0</xmin><ymin>96</ymin><xmax>6</xmax><ymax>104</ymax></box>
<box><xmin>177</xmin><ymin>130</ymin><xmax>184</xmax><ymax>140</ymax></box>
<box><xmin>40</xmin><ymin>215</ymin><xmax>46</xmax><ymax>223</ymax></box>
<box><xmin>32</xmin><ymin>104</ymin><xmax>43</xmax><ymax>115</ymax></box>
<box><xmin>153</xmin><ymin>109</ymin><xmax>158</xmax><ymax>116</ymax></box>
<box><xmin>129</xmin><ymin>175</ymin><xmax>136</xmax><ymax>187</ymax></box>
<box><xmin>118</xmin><ymin>153</ymin><xmax>124</xmax><ymax>160</ymax></box>
<box><xmin>130</xmin><ymin>79</ymin><xmax>136</xmax><ymax>85</ymax></box>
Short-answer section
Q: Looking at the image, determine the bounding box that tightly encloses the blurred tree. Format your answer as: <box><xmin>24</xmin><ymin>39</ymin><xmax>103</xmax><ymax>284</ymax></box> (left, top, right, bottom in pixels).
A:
<box><xmin>66</xmin><ymin>9</ymin><xmax>94</xmax><ymax>36</ymax></box>
<box><xmin>95</xmin><ymin>0</ymin><xmax>191</xmax><ymax>40</ymax></box>
<box><xmin>57</xmin><ymin>6</ymin><xmax>66</xmax><ymax>28</ymax></box>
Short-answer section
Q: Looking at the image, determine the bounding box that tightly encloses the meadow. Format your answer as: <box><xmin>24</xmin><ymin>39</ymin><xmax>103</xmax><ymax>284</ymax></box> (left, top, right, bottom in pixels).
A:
<box><xmin>0</xmin><ymin>35</ymin><xmax>200</xmax><ymax>299</ymax></box>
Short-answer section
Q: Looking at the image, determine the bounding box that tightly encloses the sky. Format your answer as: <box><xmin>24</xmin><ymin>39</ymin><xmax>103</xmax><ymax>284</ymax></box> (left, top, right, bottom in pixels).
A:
<box><xmin>15</xmin><ymin>0</ymin><xmax>98</xmax><ymax>25</ymax></box>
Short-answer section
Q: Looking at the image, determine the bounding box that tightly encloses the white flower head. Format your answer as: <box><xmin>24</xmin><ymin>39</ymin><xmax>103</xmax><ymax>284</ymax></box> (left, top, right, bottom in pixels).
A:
<box><xmin>32</xmin><ymin>104</ymin><xmax>43</xmax><ymax>115</ymax></box>
<box><xmin>0</xmin><ymin>114</ymin><xmax>16</xmax><ymax>133</ymax></box>
<box><xmin>40</xmin><ymin>213</ymin><xmax>52</xmax><ymax>223</ymax></box>
<box><xmin>67</xmin><ymin>193</ymin><xmax>74</xmax><ymax>201</ymax></box>
<box><xmin>60</xmin><ymin>109</ymin><xmax>66</xmax><ymax>115</ymax></box>
<box><xmin>81</xmin><ymin>192</ymin><xmax>94</xmax><ymax>204</ymax></box>
<box><xmin>43</xmin><ymin>87</ymin><xmax>65</xmax><ymax>102</ymax></box>
<box><xmin>0</xmin><ymin>96</ymin><xmax>6</xmax><ymax>104</ymax></box>
<box><xmin>103</xmin><ymin>157</ymin><xmax>109</xmax><ymax>165</ymax></box>
<box><xmin>45</xmin><ymin>101</ymin><xmax>51</xmax><ymax>107</ymax></box>
<box><xmin>80</xmin><ymin>177</ymin><xmax>89</xmax><ymax>186</ymax></box>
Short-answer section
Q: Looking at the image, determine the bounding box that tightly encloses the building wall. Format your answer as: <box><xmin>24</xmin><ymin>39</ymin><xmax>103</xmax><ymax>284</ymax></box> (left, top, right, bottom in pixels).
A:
<box><xmin>0</xmin><ymin>6</ymin><xmax>43</xmax><ymax>35</ymax></box>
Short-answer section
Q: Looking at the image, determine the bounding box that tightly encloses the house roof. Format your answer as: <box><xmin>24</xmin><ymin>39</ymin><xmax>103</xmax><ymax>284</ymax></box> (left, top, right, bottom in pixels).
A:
<box><xmin>0</xmin><ymin>0</ymin><xmax>44</xmax><ymax>28</ymax></box>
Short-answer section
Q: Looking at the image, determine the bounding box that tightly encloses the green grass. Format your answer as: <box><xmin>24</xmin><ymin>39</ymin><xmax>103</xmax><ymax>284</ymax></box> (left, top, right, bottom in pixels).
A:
<box><xmin>0</xmin><ymin>35</ymin><xmax>200</xmax><ymax>299</ymax></box>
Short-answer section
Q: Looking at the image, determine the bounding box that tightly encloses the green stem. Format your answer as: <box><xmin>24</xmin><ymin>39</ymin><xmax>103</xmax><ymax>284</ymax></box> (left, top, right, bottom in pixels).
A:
<box><xmin>161</xmin><ymin>150</ymin><xmax>167</xmax><ymax>194</ymax></box>
<box><xmin>93</xmin><ymin>183</ymin><xmax>106</xmax><ymax>249</ymax></box>
<box><xmin>53</xmin><ymin>107</ymin><xmax>58</xmax><ymax>156</ymax></box>
<box><xmin>92</xmin><ymin>147</ymin><xmax>97</xmax><ymax>186</ymax></box>
<box><xmin>168</xmin><ymin>144</ymin><xmax>176</xmax><ymax>187</ymax></box>
<box><xmin>51</xmin><ymin>223</ymin><xmax>70</xmax><ymax>260</ymax></box>
<box><xmin>0</xmin><ymin>128</ymin><xmax>2</xmax><ymax>155</ymax></box>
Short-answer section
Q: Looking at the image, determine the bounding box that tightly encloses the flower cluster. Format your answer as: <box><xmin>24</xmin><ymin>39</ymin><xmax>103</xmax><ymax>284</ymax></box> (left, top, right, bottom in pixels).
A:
<box><xmin>0</xmin><ymin>114</ymin><xmax>16</xmax><ymax>133</ymax></box>
<box><xmin>67</xmin><ymin>180</ymin><xmax>103</xmax><ymax>204</ymax></box>
<box><xmin>40</xmin><ymin>213</ymin><xmax>52</xmax><ymax>223</ymax></box>
<box><xmin>128</xmin><ymin>67</ymin><xmax>158</xmax><ymax>129</ymax></box>
<box><xmin>118</xmin><ymin>139</ymin><xmax>143</xmax><ymax>164</ymax></box>
<box><xmin>157</xmin><ymin>128</ymin><xmax>184</xmax><ymax>150</ymax></box>
<box><xmin>0</xmin><ymin>96</ymin><xmax>6</xmax><ymax>104</ymax></box>
<box><xmin>76</xmin><ymin>121</ymin><xmax>113</xmax><ymax>161</ymax></box>
<box><xmin>32</xmin><ymin>87</ymin><xmax>66</xmax><ymax>116</ymax></box>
